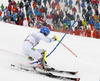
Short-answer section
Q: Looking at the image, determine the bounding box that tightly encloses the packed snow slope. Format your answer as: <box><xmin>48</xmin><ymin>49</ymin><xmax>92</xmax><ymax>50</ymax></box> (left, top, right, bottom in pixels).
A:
<box><xmin>0</xmin><ymin>22</ymin><xmax>100</xmax><ymax>81</ymax></box>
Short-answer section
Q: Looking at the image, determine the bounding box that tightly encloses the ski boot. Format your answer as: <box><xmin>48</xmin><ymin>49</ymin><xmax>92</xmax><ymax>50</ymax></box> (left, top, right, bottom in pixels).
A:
<box><xmin>36</xmin><ymin>51</ymin><xmax>47</xmax><ymax>70</ymax></box>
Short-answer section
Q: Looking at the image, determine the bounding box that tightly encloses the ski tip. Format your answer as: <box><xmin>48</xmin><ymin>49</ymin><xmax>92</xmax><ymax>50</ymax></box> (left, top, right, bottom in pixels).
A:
<box><xmin>76</xmin><ymin>78</ymin><xmax>80</xmax><ymax>81</ymax></box>
<box><xmin>74</xmin><ymin>71</ymin><xmax>78</xmax><ymax>75</ymax></box>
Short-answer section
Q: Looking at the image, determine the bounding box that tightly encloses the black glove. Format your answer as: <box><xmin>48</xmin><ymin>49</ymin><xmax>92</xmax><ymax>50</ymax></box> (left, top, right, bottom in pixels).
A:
<box><xmin>52</xmin><ymin>35</ymin><xmax>59</xmax><ymax>41</ymax></box>
<box><xmin>52</xmin><ymin>36</ymin><xmax>57</xmax><ymax>41</ymax></box>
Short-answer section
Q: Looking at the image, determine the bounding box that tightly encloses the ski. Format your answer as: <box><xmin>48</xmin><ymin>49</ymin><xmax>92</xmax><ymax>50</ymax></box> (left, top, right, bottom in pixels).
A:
<box><xmin>10</xmin><ymin>64</ymin><xmax>80</xmax><ymax>81</ymax></box>
<box><xmin>19</xmin><ymin>64</ymin><xmax>78</xmax><ymax>75</ymax></box>
<box><xmin>44</xmin><ymin>67</ymin><xmax>78</xmax><ymax>75</ymax></box>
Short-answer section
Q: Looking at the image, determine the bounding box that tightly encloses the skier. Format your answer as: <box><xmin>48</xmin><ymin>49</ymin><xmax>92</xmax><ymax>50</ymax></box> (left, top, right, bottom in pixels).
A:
<box><xmin>22</xmin><ymin>26</ymin><xmax>59</xmax><ymax>69</ymax></box>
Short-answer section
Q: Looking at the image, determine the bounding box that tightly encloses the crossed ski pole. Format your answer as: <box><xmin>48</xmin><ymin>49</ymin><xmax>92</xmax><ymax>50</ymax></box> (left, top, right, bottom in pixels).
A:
<box><xmin>54</xmin><ymin>35</ymin><xmax>77</xmax><ymax>57</ymax></box>
<box><xmin>58</xmin><ymin>40</ymin><xmax>77</xmax><ymax>57</ymax></box>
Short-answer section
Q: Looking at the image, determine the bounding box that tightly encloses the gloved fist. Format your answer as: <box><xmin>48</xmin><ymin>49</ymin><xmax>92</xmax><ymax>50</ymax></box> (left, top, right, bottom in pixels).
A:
<box><xmin>52</xmin><ymin>35</ymin><xmax>59</xmax><ymax>41</ymax></box>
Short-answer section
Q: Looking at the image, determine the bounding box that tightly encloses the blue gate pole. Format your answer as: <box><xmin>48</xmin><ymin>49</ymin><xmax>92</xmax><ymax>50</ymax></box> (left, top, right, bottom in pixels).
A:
<box><xmin>46</xmin><ymin>20</ymin><xmax>77</xmax><ymax>57</ymax></box>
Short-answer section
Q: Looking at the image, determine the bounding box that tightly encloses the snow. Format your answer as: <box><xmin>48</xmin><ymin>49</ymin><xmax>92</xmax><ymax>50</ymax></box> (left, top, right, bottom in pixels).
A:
<box><xmin>0</xmin><ymin>20</ymin><xmax>100</xmax><ymax>81</ymax></box>
<box><xmin>0</xmin><ymin>0</ymin><xmax>100</xmax><ymax>81</ymax></box>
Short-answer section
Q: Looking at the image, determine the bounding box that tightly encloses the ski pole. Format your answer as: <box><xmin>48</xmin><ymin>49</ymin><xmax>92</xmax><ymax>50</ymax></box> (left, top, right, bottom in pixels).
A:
<box><xmin>54</xmin><ymin>35</ymin><xmax>77</xmax><ymax>57</ymax></box>
<box><xmin>58</xmin><ymin>41</ymin><xmax>77</xmax><ymax>57</ymax></box>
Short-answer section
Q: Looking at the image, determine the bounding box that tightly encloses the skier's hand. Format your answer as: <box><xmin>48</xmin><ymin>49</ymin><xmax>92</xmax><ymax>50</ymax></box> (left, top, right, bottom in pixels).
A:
<box><xmin>52</xmin><ymin>35</ymin><xmax>59</xmax><ymax>41</ymax></box>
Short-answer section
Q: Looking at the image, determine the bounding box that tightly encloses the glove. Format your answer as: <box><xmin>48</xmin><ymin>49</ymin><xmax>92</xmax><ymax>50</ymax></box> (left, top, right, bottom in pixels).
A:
<box><xmin>52</xmin><ymin>35</ymin><xmax>59</xmax><ymax>41</ymax></box>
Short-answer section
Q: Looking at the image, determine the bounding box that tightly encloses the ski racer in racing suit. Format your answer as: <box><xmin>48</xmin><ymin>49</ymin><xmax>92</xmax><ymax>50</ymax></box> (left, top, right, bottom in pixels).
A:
<box><xmin>22</xmin><ymin>26</ymin><xmax>59</xmax><ymax>69</ymax></box>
